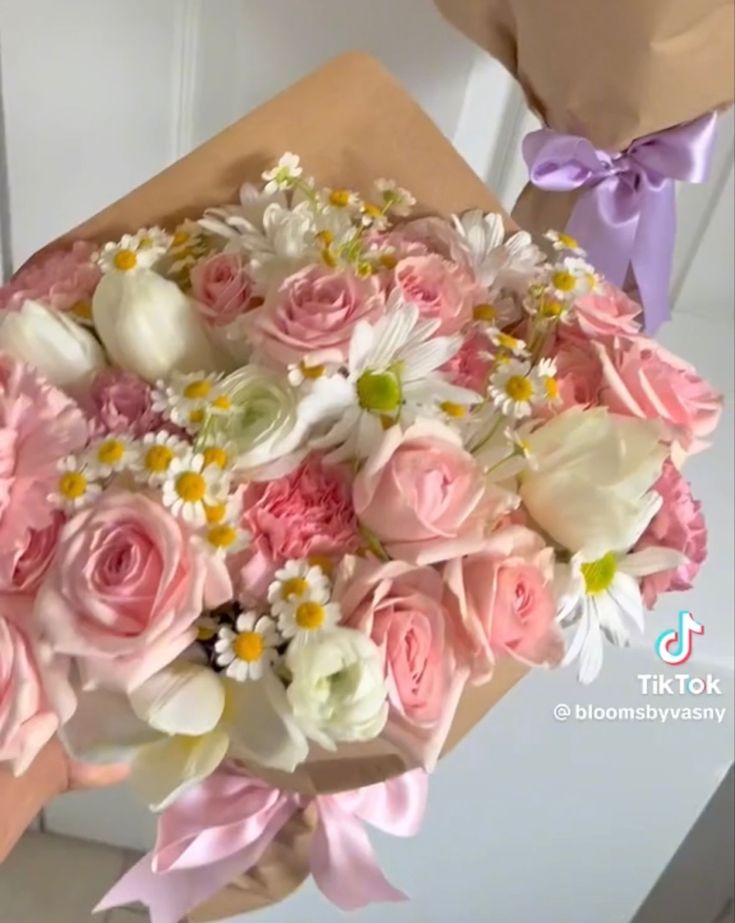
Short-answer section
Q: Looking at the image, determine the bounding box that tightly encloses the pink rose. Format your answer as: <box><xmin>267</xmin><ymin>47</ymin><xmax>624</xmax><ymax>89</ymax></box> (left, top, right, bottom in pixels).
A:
<box><xmin>247</xmin><ymin>266</ymin><xmax>385</xmax><ymax>367</ymax></box>
<box><xmin>0</xmin><ymin>598</ymin><xmax>75</xmax><ymax>774</ymax></box>
<box><xmin>596</xmin><ymin>335</ymin><xmax>722</xmax><ymax>458</ymax></box>
<box><xmin>0</xmin><ymin>242</ymin><xmax>100</xmax><ymax>316</ymax></box>
<box><xmin>353</xmin><ymin>419</ymin><xmax>510</xmax><ymax>565</ymax></box>
<box><xmin>190</xmin><ymin>253</ymin><xmax>259</xmax><ymax>328</ymax></box>
<box><xmin>238</xmin><ymin>455</ymin><xmax>360</xmax><ymax>597</ymax></box>
<box><xmin>443</xmin><ymin>526</ymin><xmax>562</xmax><ymax>682</ymax></box>
<box><xmin>336</xmin><ymin>557</ymin><xmax>467</xmax><ymax>769</ymax></box>
<box><xmin>0</xmin><ymin>512</ymin><xmax>63</xmax><ymax>595</ymax></box>
<box><xmin>571</xmin><ymin>284</ymin><xmax>642</xmax><ymax>340</ymax></box>
<box><xmin>636</xmin><ymin>461</ymin><xmax>707</xmax><ymax>609</ymax></box>
<box><xmin>549</xmin><ymin>328</ymin><xmax>603</xmax><ymax>410</ymax></box>
<box><xmin>0</xmin><ymin>355</ymin><xmax>88</xmax><ymax>561</ymax></box>
<box><xmin>391</xmin><ymin>254</ymin><xmax>478</xmax><ymax>335</ymax></box>
<box><xmin>35</xmin><ymin>491</ymin><xmax>232</xmax><ymax>692</ymax></box>
<box><xmin>87</xmin><ymin>369</ymin><xmax>167</xmax><ymax>438</ymax></box>
<box><xmin>441</xmin><ymin>329</ymin><xmax>492</xmax><ymax>392</ymax></box>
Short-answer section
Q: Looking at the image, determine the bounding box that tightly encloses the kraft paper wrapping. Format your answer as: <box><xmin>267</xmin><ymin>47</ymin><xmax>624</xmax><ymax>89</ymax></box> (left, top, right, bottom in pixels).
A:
<box><xmin>21</xmin><ymin>53</ymin><xmax>529</xmax><ymax>918</ymax></box>
<box><xmin>435</xmin><ymin>0</ymin><xmax>735</xmax><ymax>235</ymax></box>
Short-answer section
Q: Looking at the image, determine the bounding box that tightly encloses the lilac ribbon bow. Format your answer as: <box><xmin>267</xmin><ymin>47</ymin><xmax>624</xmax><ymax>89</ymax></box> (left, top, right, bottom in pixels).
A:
<box><xmin>96</xmin><ymin>768</ymin><xmax>428</xmax><ymax>923</ymax></box>
<box><xmin>523</xmin><ymin>112</ymin><xmax>718</xmax><ymax>333</ymax></box>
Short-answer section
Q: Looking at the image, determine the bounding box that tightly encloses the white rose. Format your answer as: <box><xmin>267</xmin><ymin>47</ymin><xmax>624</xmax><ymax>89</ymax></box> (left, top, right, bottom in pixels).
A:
<box><xmin>286</xmin><ymin>627</ymin><xmax>388</xmax><ymax>749</ymax></box>
<box><xmin>0</xmin><ymin>299</ymin><xmax>106</xmax><ymax>391</ymax></box>
<box><xmin>520</xmin><ymin>407</ymin><xmax>666</xmax><ymax>558</ymax></box>
<box><xmin>92</xmin><ymin>267</ymin><xmax>221</xmax><ymax>382</ymax></box>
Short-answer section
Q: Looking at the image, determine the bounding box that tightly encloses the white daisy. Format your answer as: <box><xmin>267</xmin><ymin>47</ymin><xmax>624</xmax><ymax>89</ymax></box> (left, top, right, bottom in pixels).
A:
<box><xmin>161</xmin><ymin>452</ymin><xmax>230</xmax><ymax>525</ymax></box>
<box><xmin>549</xmin><ymin>256</ymin><xmax>600</xmax><ymax>301</ymax></box>
<box><xmin>277</xmin><ymin>596</ymin><xmax>341</xmax><ymax>647</ymax></box>
<box><xmin>535</xmin><ymin>357</ymin><xmax>562</xmax><ymax>407</ymax></box>
<box><xmin>153</xmin><ymin>372</ymin><xmax>225</xmax><ymax>433</ymax></box>
<box><xmin>287</xmin><ymin>358</ymin><xmax>330</xmax><ymax>388</ymax></box>
<box><xmin>451</xmin><ymin>210</ymin><xmax>545</xmax><ymax>292</ymax></box>
<box><xmin>544</xmin><ymin>229</ymin><xmax>586</xmax><ymax>256</ymax></box>
<box><xmin>49</xmin><ymin>456</ymin><xmax>102</xmax><ymax>512</ymax></box>
<box><xmin>488</xmin><ymin>359</ymin><xmax>539</xmax><ymax>418</ymax></box>
<box><xmin>214</xmin><ymin>612</ymin><xmax>280</xmax><ymax>682</ymax></box>
<box><xmin>198</xmin><ymin>434</ymin><xmax>238</xmax><ymax>473</ymax></box>
<box><xmin>134</xmin><ymin>431</ymin><xmax>189</xmax><ymax>486</ymax></box>
<box><xmin>267</xmin><ymin>559</ymin><xmax>331</xmax><ymax>617</ymax></box>
<box><xmin>488</xmin><ymin>329</ymin><xmax>530</xmax><ymax>358</ymax></box>
<box><xmin>374</xmin><ymin>178</ymin><xmax>416</xmax><ymax>217</ymax></box>
<box><xmin>299</xmin><ymin>302</ymin><xmax>482</xmax><ymax>461</ymax></box>
<box><xmin>559</xmin><ymin>546</ymin><xmax>686</xmax><ymax>684</ymax></box>
<box><xmin>203</xmin><ymin>521</ymin><xmax>250</xmax><ymax>557</ymax></box>
<box><xmin>97</xmin><ymin>228</ymin><xmax>170</xmax><ymax>274</ymax></box>
<box><xmin>262</xmin><ymin>152</ymin><xmax>303</xmax><ymax>194</ymax></box>
<box><xmin>85</xmin><ymin>435</ymin><xmax>139</xmax><ymax>479</ymax></box>
<box><xmin>323</xmin><ymin>187</ymin><xmax>362</xmax><ymax>212</ymax></box>
<box><xmin>360</xmin><ymin>202</ymin><xmax>390</xmax><ymax>231</ymax></box>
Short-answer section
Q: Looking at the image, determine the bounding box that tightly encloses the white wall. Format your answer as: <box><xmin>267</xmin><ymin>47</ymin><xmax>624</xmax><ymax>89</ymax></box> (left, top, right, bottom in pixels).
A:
<box><xmin>0</xmin><ymin>3</ymin><xmax>732</xmax><ymax>921</ymax></box>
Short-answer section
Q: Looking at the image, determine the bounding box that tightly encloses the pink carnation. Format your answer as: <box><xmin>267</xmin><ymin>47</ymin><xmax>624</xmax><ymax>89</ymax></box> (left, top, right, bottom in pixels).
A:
<box><xmin>636</xmin><ymin>461</ymin><xmax>707</xmax><ymax>609</ymax></box>
<box><xmin>0</xmin><ymin>355</ymin><xmax>88</xmax><ymax>567</ymax></box>
<box><xmin>190</xmin><ymin>253</ymin><xmax>259</xmax><ymax>328</ymax></box>
<box><xmin>441</xmin><ymin>329</ymin><xmax>492</xmax><ymax>392</ymax></box>
<box><xmin>87</xmin><ymin>369</ymin><xmax>167</xmax><ymax>438</ymax></box>
<box><xmin>0</xmin><ymin>598</ymin><xmax>75</xmax><ymax>775</ymax></box>
<box><xmin>0</xmin><ymin>512</ymin><xmax>63</xmax><ymax>595</ymax></box>
<box><xmin>0</xmin><ymin>242</ymin><xmax>100</xmax><ymax>314</ymax></box>
<box><xmin>391</xmin><ymin>254</ymin><xmax>478</xmax><ymax>335</ymax></box>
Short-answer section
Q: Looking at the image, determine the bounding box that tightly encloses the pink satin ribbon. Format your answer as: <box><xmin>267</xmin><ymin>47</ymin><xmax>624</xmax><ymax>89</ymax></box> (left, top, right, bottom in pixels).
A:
<box><xmin>96</xmin><ymin>768</ymin><xmax>428</xmax><ymax>923</ymax></box>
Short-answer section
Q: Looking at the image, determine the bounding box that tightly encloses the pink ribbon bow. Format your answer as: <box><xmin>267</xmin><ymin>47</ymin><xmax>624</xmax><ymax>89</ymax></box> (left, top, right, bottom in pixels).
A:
<box><xmin>96</xmin><ymin>768</ymin><xmax>428</xmax><ymax>923</ymax></box>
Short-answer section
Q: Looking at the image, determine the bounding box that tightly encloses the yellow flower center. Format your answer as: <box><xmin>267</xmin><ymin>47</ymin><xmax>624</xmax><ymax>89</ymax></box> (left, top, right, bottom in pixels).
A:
<box><xmin>581</xmin><ymin>552</ymin><xmax>618</xmax><ymax>595</ymax></box>
<box><xmin>440</xmin><ymin>401</ymin><xmax>467</xmax><ymax>418</ymax></box>
<box><xmin>496</xmin><ymin>332</ymin><xmax>522</xmax><ymax>351</ymax></box>
<box><xmin>113</xmin><ymin>249</ymin><xmax>138</xmax><ymax>271</ymax></box>
<box><xmin>183</xmin><ymin>379</ymin><xmax>212</xmax><ymax>400</ymax></box>
<box><xmin>362</xmin><ymin>202</ymin><xmax>382</xmax><ymax>219</ymax></box>
<box><xmin>329</xmin><ymin>189</ymin><xmax>352</xmax><ymax>208</ymax></box>
<box><xmin>59</xmin><ymin>471</ymin><xmax>87</xmax><ymax>500</ymax></box>
<box><xmin>379</xmin><ymin>252</ymin><xmax>398</xmax><ymax>270</ymax></box>
<box><xmin>189</xmin><ymin>409</ymin><xmax>205</xmax><ymax>426</ymax></box>
<box><xmin>197</xmin><ymin>624</ymin><xmax>217</xmax><ymax>642</ymax></box>
<box><xmin>307</xmin><ymin>554</ymin><xmax>334</xmax><ymax>577</ymax></box>
<box><xmin>203</xmin><ymin>446</ymin><xmax>229</xmax><ymax>469</ymax></box>
<box><xmin>300</xmin><ymin>362</ymin><xmax>326</xmax><ymax>380</ymax></box>
<box><xmin>295</xmin><ymin>601</ymin><xmax>326</xmax><ymax>631</ymax></box>
<box><xmin>552</xmin><ymin>270</ymin><xmax>577</xmax><ymax>293</ymax></box>
<box><xmin>281</xmin><ymin>577</ymin><xmax>309</xmax><ymax>600</ymax></box>
<box><xmin>172</xmin><ymin>229</ymin><xmax>190</xmax><ymax>247</ymax></box>
<box><xmin>175</xmin><ymin>471</ymin><xmax>207</xmax><ymax>503</ymax></box>
<box><xmin>145</xmin><ymin>444</ymin><xmax>174</xmax><ymax>474</ymax></box>
<box><xmin>545</xmin><ymin>377</ymin><xmax>560</xmax><ymax>400</ymax></box>
<box><xmin>557</xmin><ymin>233</ymin><xmax>580</xmax><ymax>250</ymax></box>
<box><xmin>504</xmin><ymin>375</ymin><xmax>534</xmax><ymax>402</ymax></box>
<box><xmin>356</xmin><ymin>261</ymin><xmax>374</xmax><ymax>279</ymax></box>
<box><xmin>204</xmin><ymin>502</ymin><xmax>227</xmax><ymax>524</ymax></box>
<box><xmin>315</xmin><ymin>230</ymin><xmax>334</xmax><ymax>246</ymax></box>
<box><xmin>233</xmin><ymin>631</ymin><xmax>264</xmax><ymax>662</ymax></box>
<box><xmin>70</xmin><ymin>300</ymin><xmax>92</xmax><ymax>321</ymax></box>
<box><xmin>473</xmin><ymin>303</ymin><xmax>497</xmax><ymax>323</ymax></box>
<box><xmin>321</xmin><ymin>247</ymin><xmax>338</xmax><ymax>268</ymax></box>
<box><xmin>211</xmin><ymin>395</ymin><xmax>231</xmax><ymax>412</ymax></box>
<box><xmin>540</xmin><ymin>298</ymin><xmax>563</xmax><ymax>318</ymax></box>
<box><xmin>96</xmin><ymin>439</ymin><xmax>125</xmax><ymax>466</ymax></box>
<box><xmin>207</xmin><ymin>524</ymin><xmax>238</xmax><ymax>549</ymax></box>
<box><xmin>356</xmin><ymin>370</ymin><xmax>401</xmax><ymax>414</ymax></box>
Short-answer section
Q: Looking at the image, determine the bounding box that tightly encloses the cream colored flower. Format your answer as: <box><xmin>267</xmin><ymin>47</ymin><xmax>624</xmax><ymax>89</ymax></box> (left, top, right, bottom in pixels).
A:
<box><xmin>214</xmin><ymin>612</ymin><xmax>280</xmax><ymax>681</ymax></box>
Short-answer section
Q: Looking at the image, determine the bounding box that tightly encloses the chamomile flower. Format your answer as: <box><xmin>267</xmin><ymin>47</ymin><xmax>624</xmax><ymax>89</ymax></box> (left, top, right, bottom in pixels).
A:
<box><xmin>374</xmin><ymin>178</ymin><xmax>416</xmax><ymax>217</ymax></box>
<box><xmin>97</xmin><ymin>229</ymin><xmax>169</xmax><ymax>274</ymax></box>
<box><xmin>535</xmin><ymin>358</ymin><xmax>561</xmax><ymax>406</ymax></box>
<box><xmin>287</xmin><ymin>358</ymin><xmax>328</xmax><ymax>388</ymax></box>
<box><xmin>262</xmin><ymin>152</ymin><xmax>303</xmax><ymax>194</ymax></box>
<box><xmin>488</xmin><ymin>358</ymin><xmax>538</xmax><ymax>418</ymax></box>
<box><xmin>544</xmin><ymin>230</ymin><xmax>586</xmax><ymax>256</ymax></box>
<box><xmin>214</xmin><ymin>612</ymin><xmax>280</xmax><ymax>682</ymax></box>
<box><xmin>300</xmin><ymin>303</ymin><xmax>482</xmax><ymax>461</ymax></box>
<box><xmin>85</xmin><ymin>435</ymin><xmax>139</xmax><ymax>478</ymax></box>
<box><xmin>558</xmin><ymin>547</ymin><xmax>684</xmax><ymax>684</ymax></box>
<box><xmin>549</xmin><ymin>257</ymin><xmax>599</xmax><ymax>301</ymax></box>
<box><xmin>50</xmin><ymin>456</ymin><xmax>102</xmax><ymax>512</ymax></box>
<box><xmin>135</xmin><ymin>432</ymin><xmax>189</xmax><ymax>486</ymax></box>
<box><xmin>198</xmin><ymin>434</ymin><xmax>238</xmax><ymax>472</ymax></box>
<box><xmin>161</xmin><ymin>452</ymin><xmax>230</xmax><ymax>526</ymax></box>
<box><xmin>202</xmin><ymin>494</ymin><xmax>242</xmax><ymax>527</ymax></box>
<box><xmin>489</xmin><ymin>329</ymin><xmax>530</xmax><ymax>358</ymax></box>
<box><xmin>153</xmin><ymin>372</ymin><xmax>225</xmax><ymax>433</ymax></box>
<box><xmin>277</xmin><ymin>596</ymin><xmax>341</xmax><ymax>648</ymax></box>
<box><xmin>267</xmin><ymin>559</ymin><xmax>331</xmax><ymax>617</ymax></box>
<box><xmin>324</xmin><ymin>187</ymin><xmax>362</xmax><ymax>212</ymax></box>
<box><xmin>203</xmin><ymin>521</ymin><xmax>250</xmax><ymax>557</ymax></box>
<box><xmin>360</xmin><ymin>203</ymin><xmax>390</xmax><ymax>231</ymax></box>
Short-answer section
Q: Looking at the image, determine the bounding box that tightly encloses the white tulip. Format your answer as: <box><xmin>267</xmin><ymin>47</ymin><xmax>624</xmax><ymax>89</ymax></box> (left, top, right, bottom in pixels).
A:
<box><xmin>92</xmin><ymin>268</ymin><xmax>221</xmax><ymax>382</ymax></box>
<box><xmin>129</xmin><ymin>662</ymin><xmax>225</xmax><ymax>737</ymax></box>
<box><xmin>286</xmin><ymin>627</ymin><xmax>388</xmax><ymax>750</ymax></box>
<box><xmin>0</xmin><ymin>299</ymin><xmax>106</xmax><ymax>391</ymax></box>
<box><xmin>520</xmin><ymin>407</ymin><xmax>667</xmax><ymax>558</ymax></box>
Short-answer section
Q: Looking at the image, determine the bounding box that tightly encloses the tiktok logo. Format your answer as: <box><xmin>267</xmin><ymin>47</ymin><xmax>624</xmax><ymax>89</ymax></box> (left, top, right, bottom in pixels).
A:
<box><xmin>655</xmin><ymin>610</ymin><xmax>704</xmax><ymax>665</ymax></box>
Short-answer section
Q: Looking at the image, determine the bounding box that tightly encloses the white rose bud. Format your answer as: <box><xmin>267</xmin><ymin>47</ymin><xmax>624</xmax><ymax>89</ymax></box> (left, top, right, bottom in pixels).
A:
<box><xmin>286</xmin><ymin>627</ymin><xmax>388</xmax><ymax>749</ymax></box>
<box><xmin>92</xmin><ymin>268</ymin><xmax>221</xmax><ymax>383</ymax></box>
<box><xmin>0</xmin><ymin>299</ymin><xmax>107</xmax><ymax>392</ymax></box>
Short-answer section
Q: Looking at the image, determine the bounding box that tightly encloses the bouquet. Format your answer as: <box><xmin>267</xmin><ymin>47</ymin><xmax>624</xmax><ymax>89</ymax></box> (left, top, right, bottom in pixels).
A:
<box><xmin>0</xmin><ymin>149</ymin><xmax>721</xmax><ymax>920</ymax></box>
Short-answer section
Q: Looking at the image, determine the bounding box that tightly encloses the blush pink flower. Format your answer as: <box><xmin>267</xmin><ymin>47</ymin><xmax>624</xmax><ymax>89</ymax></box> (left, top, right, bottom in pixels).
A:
<box><xmin>0</xmin><ymin>355</ymin><xmax>88</xmax><ymax>562</ymax></box>
<box><xmin>570</xmin><ymin>284</ymin><xmax>642</xmax><ymax>340</ymax></box>
<box><xmin>35</xmin><ymin>491</ymin><xmax>232</xmax><ymax>692</ymax></box>
<box><xmin>549</xmin><ymin>328</ymin><xmax>603</xmax><ymax>410</ymax></box>
<box><xmin>0</xmin><ymin>598</ymin><xmax>75</xmax><ymax>775</ymax></box>
<box><xmin>336</xmin><ymin>556</ymin><xmax>468</xmax><ymax>770</ymax></box>
<box><xmin>0</xmin><ymin>242</ymin><xmax>100</xmax><ymax>316</ymax></box>
<box><xmin>443</xmin><ymin>526</ymin><xmax>562</xmax><ymax>683</ymax></box>
<box><xmin>247</xmin><ymin>266</ymin><xmax>385</xmax><ymax>367</ymax></box>
<box><xmin>596</xmin><ymin>335</ymin><xmax>722</xmax><ymax>459</ymax></box>
<box><xmin>353</xmin><ymin>419</ymin><xmax>511</xmax><ymax>565</ymax></box>
<box><xmin>0</xmin><ymin>512</ymin><xmax>63</xmax><ymax>595</ymax></box>
<box><xmin>441</xmin><ymin>329</ymin><xmax>492</xmax><ymax>392</ymax></box>
<box><xmin>636</xmin><ymin>461</ymin><xmax>707</xmax><ymax>609</ymax></box>
<box><xmin>190</xmin><ymin>253</ymin><xmax>259</xmax><ymax>328</ymax></box>
<box><xmin>391</xmin><ymin>254</ymin><xmax>478</xmax><ymax>335</ymax></box>
<box><xmin>87</xmin><ymin>369</ymin><xmax>167</xmax><ymax>438</ymax></box>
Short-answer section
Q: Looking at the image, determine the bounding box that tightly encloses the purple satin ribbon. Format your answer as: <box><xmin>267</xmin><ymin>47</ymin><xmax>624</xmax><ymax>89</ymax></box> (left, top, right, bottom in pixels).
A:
<box><xmin>523</xmin><ymin>112</ymin><xmax>718</xmax><ymax>333</ymax></box>
<box><xmin>95</xmin><ymin>768</ymin><xmax>428</xmax><ymax>923</ymax></box>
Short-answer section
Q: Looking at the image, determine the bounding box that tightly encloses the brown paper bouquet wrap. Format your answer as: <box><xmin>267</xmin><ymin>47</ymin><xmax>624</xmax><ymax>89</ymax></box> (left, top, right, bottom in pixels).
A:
<box><xmin>22</xmin><ymin>53</ymin><xmax>526</xmax><ymax>919</ymax></box>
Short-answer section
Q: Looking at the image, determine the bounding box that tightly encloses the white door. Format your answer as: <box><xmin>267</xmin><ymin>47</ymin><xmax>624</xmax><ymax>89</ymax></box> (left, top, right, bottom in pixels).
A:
<box><xmin>1</xmin><ymin>3</ymin><xmax>732</xmax><ymax>922</ymax></box>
